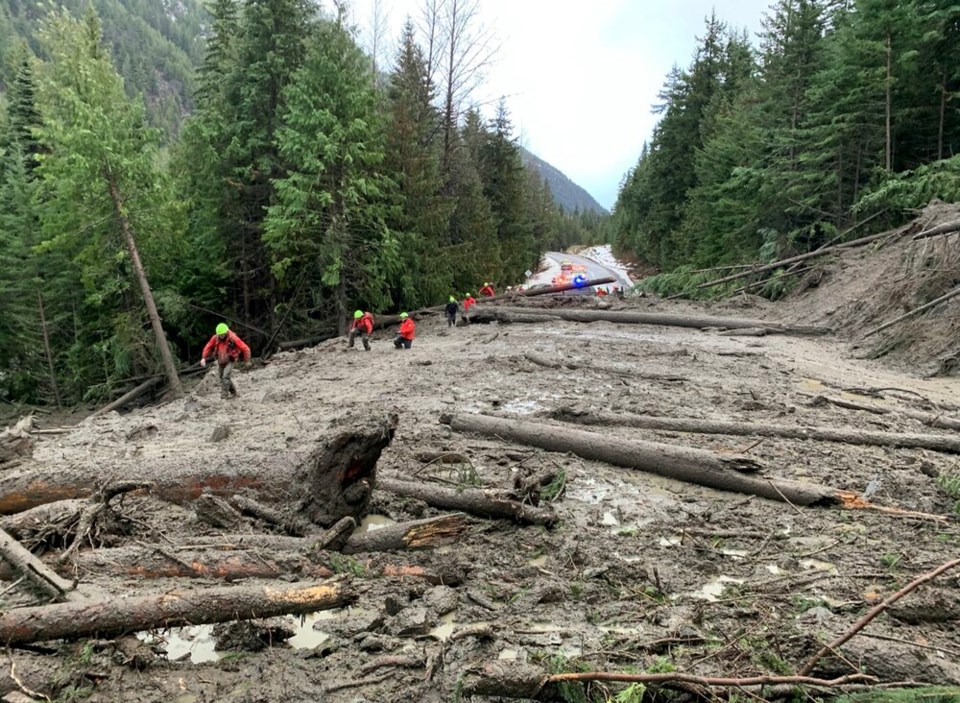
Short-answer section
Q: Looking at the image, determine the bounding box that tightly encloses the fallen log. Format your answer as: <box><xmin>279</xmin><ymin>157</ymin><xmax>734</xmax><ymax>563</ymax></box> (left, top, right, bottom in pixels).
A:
<box><xmin>553</xmin><ymin>408</ymin><xmax>960</xmax><ymax>455</ymax></box>
<box><xmin>523</xmin><ymin>352</ymin><xmax>687</xmax><ymax>382</ymax></box>
<box><xmin>460</xmin><ymin>661</ymin><xmax>875</xmax><ymax>701</ymax></box>
<box><xmin>442</xmin><ymin>413</ymin><xmax>837</xmax><ymax>506</ymax></box>
<box><xmin>688</xmin><ymin>227</ymin><xmax>904</xmax><ymax>294</ymax></box>
<box><xmin>0</xmin><ymin>411</ymin><xmax>398</xmax><ymax>520</ymax></box>
<box><xmin>466</xmin><ymin>310</ymin><xmax>559</xmax><ymax>325</ymax></box>
<box><xmin>377</xmin><ymin>477</ymin><xmax>559</xmax><ymax>526</ymax></box>
<box><xmin>90</xmin><ymin>376</ymin><xmax>162</xmax><ymax>418</ymax></box>
<box><xmin>0</xmin><ymin>578</ymin><xmax>355</xmax><ymax>646</ymax></box>
<box><xmin>475</xmin><ymin>277</ymin><xmax>617</xmax><ymax>303</ymax></box>
<box><xmin>911</xmin><ymin>219</ymin><xmax>960</xmax><ymax>241</ymax></box>
<box><xmin>0</xmin><ymin>527</ymin><xmax>75</xmax><ymax>601</ymax></box>
<box><xmin>57</xmin><ymin>545</ymin><xmax>335</xmax><ymax>581</ymax></box>
<box><xmin>341</xmin><ymin>512</ymin><xmax>468</xmax><ymax>554</ymax></box>
<box><xmin>809</xmin><ymin>394</ymin><xmax>960</xmax><ymax>432</ymax></box>
<box><xmin>277</xmin><ymin>331</ymin><xmax>338</xmax><ymax>351</ymax></box>
<box><xmin>479</xmin><ymin>306</ymin><xmax>825</xmax><ymax>335</ymax></box>
<box><xmin>0</xmin><ymin>416</ymin><xmax>34</xmax><ymax>464</ymax></box>
<box><xmin>864</xmin><ymin>284</ymin><xmax>960</xmax><ymax>338</ymax></box>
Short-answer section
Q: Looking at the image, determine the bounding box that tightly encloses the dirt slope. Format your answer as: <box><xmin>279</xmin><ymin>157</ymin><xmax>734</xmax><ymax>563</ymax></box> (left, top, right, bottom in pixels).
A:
<box><xmin>2</xmin><ymin>292</ymin><xmax>960</xmax><ymax>701</ymax></box>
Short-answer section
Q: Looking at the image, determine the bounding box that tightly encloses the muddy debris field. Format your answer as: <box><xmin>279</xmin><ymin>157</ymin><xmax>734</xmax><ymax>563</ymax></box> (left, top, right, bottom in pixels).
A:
<box><xmin>1</xmin><ymin>293</ymin><xmax>959</xmax><ymax>703</ymax></box>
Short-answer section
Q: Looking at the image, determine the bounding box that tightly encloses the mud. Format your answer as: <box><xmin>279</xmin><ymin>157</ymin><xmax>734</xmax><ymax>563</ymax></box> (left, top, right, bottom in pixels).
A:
<box><xmin>2</xmin><ymin>290</ymin><xmax>960</xmax><ymax>701</ymax></box>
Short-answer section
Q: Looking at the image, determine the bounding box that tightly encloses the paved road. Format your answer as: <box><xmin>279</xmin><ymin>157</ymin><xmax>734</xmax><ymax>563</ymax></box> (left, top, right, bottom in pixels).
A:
<box><xmin>544</xmin><ymin>251</ymin><xmax>631</xmax><ymax>290</ymax></box>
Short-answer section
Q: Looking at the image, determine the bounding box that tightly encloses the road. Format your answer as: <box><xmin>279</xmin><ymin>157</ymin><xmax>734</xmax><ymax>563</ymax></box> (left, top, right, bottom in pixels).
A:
<box><xmin>543</xmin><ymin>250</ymin><xmax>632</xmax><ymax>291</ymax></box>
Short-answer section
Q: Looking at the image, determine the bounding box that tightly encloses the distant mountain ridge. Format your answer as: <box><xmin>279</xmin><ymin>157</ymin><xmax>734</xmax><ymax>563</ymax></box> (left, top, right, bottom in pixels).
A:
<box><xmin>520</xmin><ymin>147</ymin><xmax>607</xmax><ymax>215</ymax></box>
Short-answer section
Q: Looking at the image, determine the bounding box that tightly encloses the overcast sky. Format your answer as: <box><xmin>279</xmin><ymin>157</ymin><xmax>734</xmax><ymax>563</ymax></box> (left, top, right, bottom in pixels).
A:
<box><xmin>340</xmin><ymin>1</ymin><xmax>774</xmax><ymax>210</ymax></box>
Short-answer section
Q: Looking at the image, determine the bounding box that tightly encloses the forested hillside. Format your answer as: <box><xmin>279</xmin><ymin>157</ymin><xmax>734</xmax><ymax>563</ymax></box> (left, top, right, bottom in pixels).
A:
<box><xmin>520</xmin><ymin>146</ymin><xmax>607</xmax><ymax>215</ymax></box>
<box><xmin>0</xmin><ymin>1</ymin><xmax>606</xmax><ymax>407</ymax></box>
<box><xmin>0</xmin><ymin>0</ymin><xmax>206</xmax><ymax>137</ymax></box>
<box><xmin>613</xmin><ymin>0</ymin><xmax>960</xmax><ymax>291</ymax></box>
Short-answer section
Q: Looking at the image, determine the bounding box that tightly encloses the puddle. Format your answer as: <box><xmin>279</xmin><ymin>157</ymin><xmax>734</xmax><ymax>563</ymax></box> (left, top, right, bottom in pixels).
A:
<box><xmin>428</xmin><ymin>613</ymin><xmax>457</xmax><ymax>641</ymax></box>
<box><xmin>800</xmin><ymin>558</ymin><xmax>838</xmax><ymax>574</ymax></box>
<box><xmin>136</xmin><ymin>609</ymin><xmax>367</xmax><ymax>662</ymax></box>
<box><xmin>720</xmin><ymin>548</ymin><xmax>748</xmax><ymax>559</ymax></box>
<box><xmin>138</xmin><ymin>624</ymin><xmax>219</xmax><ymax>664</ymax></box>
<box><xmin>681</xmin><ymin>576</ymin><xmax>744</xmax><ymax>602</ymax></box>
<box><xmin>354</xmin><ymin>514</ymin><xmax>395</xmax><ymax>535</ymax></box>
<box><xmin>799</xmin><ymin>378</ymin><xmax>828</xmax><ymax>393</ymax></box>
<box><xmin>285</xmin><ymin>612</ymin><xmax>332</xmax><ymax>649</ymax></box>
<box><xmin>502</xmin><ymin>399</ymin><xmax>543</xmax><ymax>415</ymax></box>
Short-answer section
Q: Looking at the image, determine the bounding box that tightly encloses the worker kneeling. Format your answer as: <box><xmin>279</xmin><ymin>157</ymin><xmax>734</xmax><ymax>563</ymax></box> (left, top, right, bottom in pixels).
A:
<box><xmin>393</xmin><ymin>312</ymin><xmax>415</xmax><ymax>349</ymax></box>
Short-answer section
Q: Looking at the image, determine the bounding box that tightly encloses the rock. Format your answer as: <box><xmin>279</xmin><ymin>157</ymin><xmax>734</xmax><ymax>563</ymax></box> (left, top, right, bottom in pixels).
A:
<box><xmin>389</xmin><ymin>607</ymin><xmax>434</xmax><ymax>637</ymax></box>
<box><xmin>424</xmin><ymin>585</ymin><xmax>459</xmax><ymax>616</ymax></box>
<box><xmin>210</xmin><ymin>424</ymin><xmax>231</xmax><ymax>442</ymax></box>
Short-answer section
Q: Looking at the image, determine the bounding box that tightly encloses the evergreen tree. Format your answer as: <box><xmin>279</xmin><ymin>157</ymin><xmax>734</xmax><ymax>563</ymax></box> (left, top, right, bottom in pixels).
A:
<box><xmin>33</xmin><ymin>7</ymin><xmax>182</xmax><ymax>399</ymax></box>
<box><xmin>264</xmin><ymin>14</ymin><xmax>396</xmax><ymax>334</ymax></box>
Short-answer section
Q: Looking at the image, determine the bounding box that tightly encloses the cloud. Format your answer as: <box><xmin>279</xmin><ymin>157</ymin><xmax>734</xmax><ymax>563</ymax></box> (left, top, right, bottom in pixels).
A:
<box><xmin>343</xmin><ymin>0</ymin><xmax>771</xmax><ymax>209</ymax></box>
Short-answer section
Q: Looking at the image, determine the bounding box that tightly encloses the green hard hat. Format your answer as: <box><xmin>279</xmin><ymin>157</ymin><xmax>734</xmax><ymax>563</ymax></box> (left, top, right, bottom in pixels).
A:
<box><xmin>216</xmin><ymin>323</ymin><xmax>229</xmax><ymax>335</ymax></box>
<box><xmin>399</xmin><ymin>312</ymin><xmax>409</xmax><ymax>319</ymax></box>
<box><xmin>354</xmin><ymin>310</ymin><xmax>363</xmax><ymax>319</ymax></box>
<box><xmin>465</xmin><ymin>293</ymin><xmax>472</xmax><ymax>297</ymax></box>
<box><xmin>449</xmin><ymin>296</ymin><xmax>456</xmax><ymax>303</ymax></box>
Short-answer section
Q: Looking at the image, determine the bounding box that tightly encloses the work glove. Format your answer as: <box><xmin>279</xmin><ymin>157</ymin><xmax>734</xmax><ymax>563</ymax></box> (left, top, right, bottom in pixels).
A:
<box><xmin>200</xmin><ymin>358</ymin><xmax>207</xmax><ymax>368</ymax></box>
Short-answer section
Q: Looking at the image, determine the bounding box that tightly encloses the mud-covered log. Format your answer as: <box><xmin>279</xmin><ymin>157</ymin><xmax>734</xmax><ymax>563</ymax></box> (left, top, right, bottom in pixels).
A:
<box><xmin>342</xmin><ymin>513</ymin><xmax>468</xmax><ymax>554</ymax></box>
<box><xmin>0</xmin><ymin>416</ymin><xmax>34</xmax><ymax>464</ymax></box>
<box><xmin>443</xmin><ymin>413</ymin><xmax>837</xmax><ymax>506</ymax></box>
<box><xmin>91</xmin><ymin>376</ymin><xmax>162</xmax><ymax>418</ymax></box>
<box><xmin>57</xmin><ymin>545</ymin><xmax>334</xmax><ymax>581</ymax></box>
<box><xmin>0</xmin><ymin>578</ymin><xmax>355</xmax><ymax>646</ymax></box>
<box><xmin>554</xmin><ymin>408</ymin><xmax>960</xmax><ymax>455</ymax></box>
<box><xmin>0</xmin><ymin>499</ymin><xmax>88</xmax><ymax>543</ymax></box>
<box><xmin>377</xmin><ymin>478</ymin><xmax>558</xmax><ymax>526</ymax></box>
<box><xmin>472</xmin><ymin>306</ymin><xmax>825</xmax><ymax>335</ymax></box>
<box><xmin>0</xmin><ymin>527</ymin><xmax>75</xmax><ymax>600</ymax></box>
<box><xmin>465</xmin><ymin>310</ymin><xmax>559</xmax><ymax>325</ymax></box>
<box><xmin>523</xmin><ymin>352</ymin><xmax>687</xmax><ymax>382</ymax></box>
<box><xmin>810</xmin><ymin>394</ymin><xmax>960</xmax><ymax>432</ymax></box>
<box><xmin>0</xmin><ymin>412</ymin><xmax>399</xmax><ymax>520</ymax></box>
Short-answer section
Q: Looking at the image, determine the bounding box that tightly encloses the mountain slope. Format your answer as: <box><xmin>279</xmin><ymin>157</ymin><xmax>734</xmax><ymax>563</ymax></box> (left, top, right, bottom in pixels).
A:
<box><xmin>0</xmin><ymin>0</ymin><xmax>207</xmax><ymax>138</ymax></box>
<box><xmin>520</xmin><ymin>146</ymin><xmax>607</xmax><ymax>215</ymax></box>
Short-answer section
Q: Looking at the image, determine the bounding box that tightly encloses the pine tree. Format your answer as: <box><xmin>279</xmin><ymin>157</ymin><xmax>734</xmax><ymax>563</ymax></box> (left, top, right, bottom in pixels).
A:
<box><xmin>34</xmin><ymin>7</ymin><xmax>182</xmax><ymax>399</ymax></box>
<box><xmin>264</xmin><ymin>14</ymin><xmax>396</xmax><ymax>335</ymax></box>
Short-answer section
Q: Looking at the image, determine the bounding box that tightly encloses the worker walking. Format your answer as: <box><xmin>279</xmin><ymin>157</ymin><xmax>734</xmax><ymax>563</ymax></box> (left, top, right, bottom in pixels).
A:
<box><xmin>479</xmin><ymin>281</ymin><xmax>495</xmax><ymax>297</ymax></box>
<box><xmin>393</xmin><ymin>312</ymin><xmax>415</xmax><ymax>349</ymax></box>
<box><xmin>445</xmin><ymin>296</ymin><xmax>459</xmax><ymax>327</ymax></box>
<box><xmin>462</xmin><ymin>293</ymin><xmax>476</xmax><ymax>325</ymax></box>
<box><xmin>201</xmin><ymin>323</ymin><xmax>251</xmax><ymax>399</ymax></box>
<box><xmin>348</xmin><ymin>310</ymin><xmax>374</xmax><ymax>350</ymax></box>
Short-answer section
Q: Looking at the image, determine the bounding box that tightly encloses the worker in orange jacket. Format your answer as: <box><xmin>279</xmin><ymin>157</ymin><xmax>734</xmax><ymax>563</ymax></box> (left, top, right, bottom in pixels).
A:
<box><xmin>479</xmin><ymin>281</ymin><xmax>495</xmax><ymax>297</ymax></box>
<box><xmin>393</xmin><ymin>312</ymin><xmax>415</xmax><ymax>349</ymax></box>
<box><xmin>348</xmin><ymin>310</ymin><xmax>374</xmax><ymax>351</ymax></box>
<box><xmin>462</xmin><ymin>293</ymin><xmax>476</xmax><ymax>326</ymax></box>
<box><xmin>201</xmin><ymin>323</ymin><xmax>251</xmax><ymax>399</ymax></box>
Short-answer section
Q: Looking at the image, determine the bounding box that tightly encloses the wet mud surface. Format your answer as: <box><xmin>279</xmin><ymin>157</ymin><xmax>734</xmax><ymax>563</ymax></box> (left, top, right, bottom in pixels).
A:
<box><xmin>5</xmin><ymin>295</ymin><xmax>960</xmax><ymax>702</ymax></box>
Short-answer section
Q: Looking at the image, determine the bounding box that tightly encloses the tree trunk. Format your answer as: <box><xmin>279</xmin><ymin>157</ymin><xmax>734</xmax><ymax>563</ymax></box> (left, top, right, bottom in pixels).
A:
<box><xmin>341</xmin><ymin>513</ymin><xmax>468</xmax><ymax>554</ymax></box>
<box><xmin>810</xmin><ymin>394</ymin><xmax>960</xmax><ymax>432</ymax></box>
<box><xmin>36</xmin><ymin>291</ymin><xmax>62</xmax><ymax>410</ymax></box>
<box><xmin>0</xmin><ymin>578</ymin><xmax>355</xmax><ymax>646</ymax></box>
<box><xmin>91</xmin><ymin>376</ymin><xmax>162</xmax><ymax>418</ymax></box>
<box><xmin>442</xmin><ymin>413</ymin><xmax>838</xmax><ymax>506</ymax></box>
<box><xmin>0</xmin><ymin>527</ymin><xmax>75</xmax><ymax>601</ymax></box>
<box><xmin>377</xmin><ymin>477</ymin><xmax>559</xmax><ymax>526</ymax></box>
<box><xmin>554</xmin><ymin>408</ymin><xmax>960</xmax><ymax>455</ymax></box>
<box><xmin>688</xmin><ymin>227</ymin><xmax>903</xmax><ymax>293</ymax></box>
<box><xmin>885</xmin><ymin>33</ymin><xmax>892</xmax><ymax>171</ymax></box>
<box><xmin>911</xmin><ymin>219</ymin><xmax>960</xmax><ymax>242</ymax></box>
<box><xmin>476</xmin><ymin>307</ymin><xmax>824</xmax><ymax>335</ymax></box>
<box><xmin>0</xmin><ymin>411</ymin><xmax>398</xmax><ymax>518</ymax></box>
<box><xmin>105</xmin><ymin>168</ymin><xmax>183</xmax><ymax>399</ymax></box>
<box><xmin>523</xmin><ymin>352</ymin><xmax>687</xmax><ymax>382</ymax></box>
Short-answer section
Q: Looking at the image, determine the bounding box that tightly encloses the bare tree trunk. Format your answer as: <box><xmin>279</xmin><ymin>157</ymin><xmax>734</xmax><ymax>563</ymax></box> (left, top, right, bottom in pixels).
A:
<box><xmin>0</xmin><ymin>578</ymin><xmax>355</xmax><ymax>646</ymax></box>
<box><xmin>939</xmin><ymin>71</ymin><xmax>947</xmax><ymax>160</ymax></box>
<box><xmin>0</xmin><ymin>527</ymin><xmax>75</xmax><ymax>601</ymax></box>
<box><xmin>885</xmin><ymin>33</ymin><xmax>892</xmax><ymax>171</ymax></box>
<box><xmin>442</xmin><ymin>413</ymin><xmax>838</xmax><ymax>506</ymax></box>
<box><xmin>105</xmin><ymin>168</ymin><xmax>183</xmax><ymax>399</ymax></box>
<box><xmin>36</xmin><ymin>291</ymin><xmax>62</xmax><ymax>410</ymax></box>
<box><xmin>554</xmin><ymin>408</ymin><xmax>960</xmax><ymax>455</ymax></box>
